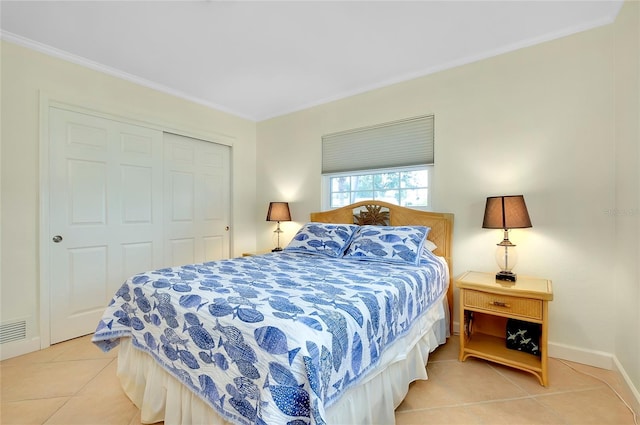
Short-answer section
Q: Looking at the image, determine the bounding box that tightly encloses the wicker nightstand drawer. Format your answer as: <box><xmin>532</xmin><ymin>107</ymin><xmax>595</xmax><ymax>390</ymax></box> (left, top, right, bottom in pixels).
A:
<box><xmin>463</xmin><ymin>289</ymin><xmax>543</xmax><ymax>321</ymax></box>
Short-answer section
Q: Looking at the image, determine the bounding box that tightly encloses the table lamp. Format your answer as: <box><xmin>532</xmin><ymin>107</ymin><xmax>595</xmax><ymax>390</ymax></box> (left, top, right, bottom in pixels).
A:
<box><xmin>266</xmin><ymin>202</ymin><xmax>291</xmax><ymax>251</ymax></box>
<box><xmin>482</xmin><ymin>195</ymin><xmax>532</xmax><ymax>282</ymax></box>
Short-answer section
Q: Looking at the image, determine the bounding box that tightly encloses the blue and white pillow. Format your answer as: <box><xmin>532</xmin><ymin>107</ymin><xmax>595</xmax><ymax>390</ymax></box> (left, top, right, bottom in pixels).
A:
<box><xmin>344</xmin><ymin>225</ymin><xmax>430</xmax><ymax>266</ymax></box>
<box><xmin>284</xmin><ymin>222</ymin><xmax>359</xmax><ymax>258</ymax></box>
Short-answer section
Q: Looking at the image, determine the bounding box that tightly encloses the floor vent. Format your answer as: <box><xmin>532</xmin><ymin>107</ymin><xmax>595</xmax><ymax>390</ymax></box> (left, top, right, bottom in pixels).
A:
<box><xmin>0</xmin><ymin>320</ymin><xmax>27</xmax><ymax>344</ymax></box>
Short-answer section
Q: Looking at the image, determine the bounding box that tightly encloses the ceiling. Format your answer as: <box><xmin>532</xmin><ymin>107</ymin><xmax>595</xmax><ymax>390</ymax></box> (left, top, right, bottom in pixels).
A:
<box><xmin>1</xmin><ymin>1</ymin><xmax>623</xmax><ymax>121</ymax></box>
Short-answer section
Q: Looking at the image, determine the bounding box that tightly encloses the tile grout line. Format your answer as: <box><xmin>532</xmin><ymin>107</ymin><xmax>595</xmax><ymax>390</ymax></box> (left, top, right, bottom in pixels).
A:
<box><xmin>41</xmin><ymin>398</ymin><xmax>70</xmax><ymax>425</ymax></box>
<box><xmin>399</xmin><ymin>394</ymin><xmax>541</xmax><ymax>412</ymax></box>
<box><xmin>397</xmin><ymin>386</ymin><xmax>612</xmax><ymax>415</ymax></box>
<box><xmin>486</xmin><ymin>359</ymin><xmax>613</xmax><ymax>397</ymax></box>
<box><xmin>400</xmin><ymin>359</ymin><xmax>612</xmax><ymax>417</ymax></box>
<box><xmin>41</xmin><ymin>354</ymin><xmax>115</xmax><ymax>425</ymax></box>
<box><xmin>489</xmin><ymin>354</ymin><xmax>638</xmax><ymax>424</ymax></box>
<box><xmin>410</xmin><ymin>348</ymin><xmax>636</xmax><ymax>423</ymax></box>
<box><xmin>73</xmin><ymin>356</ymin><xmax>115</xmax><ymax>396</ymax></box>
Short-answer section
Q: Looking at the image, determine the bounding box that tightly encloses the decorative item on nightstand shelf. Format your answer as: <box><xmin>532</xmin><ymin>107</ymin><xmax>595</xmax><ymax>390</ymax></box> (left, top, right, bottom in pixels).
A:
<box><xmin>506</xmin><ymin>318</ymin><xmax>541</xmax><ymax>356</ymax></box>
<box><xmin>482</xmin><ymin>195</ymin><xmax>532</xmax><ymax>282</ymax></box>
<box><xmin>266</xmin><ymin>202</ymin><xmax>291</xmax><ymax>252</ymax></box>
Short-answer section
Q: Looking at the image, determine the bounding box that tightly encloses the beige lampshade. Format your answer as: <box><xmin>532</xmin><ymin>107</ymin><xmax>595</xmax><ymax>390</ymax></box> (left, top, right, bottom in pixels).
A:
<box><xmin>266</xmin><ymin>202</ymin><xmax>291</xmax><ymax>222</ymax></box>
<box><xmin>482</xmin><ymin>195</ymin><xmax>532</xmax><ymax>230</ymax></box>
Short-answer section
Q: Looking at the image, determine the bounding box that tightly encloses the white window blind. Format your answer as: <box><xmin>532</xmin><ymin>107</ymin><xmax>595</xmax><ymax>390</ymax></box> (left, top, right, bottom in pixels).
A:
<box><xmin>322</xmin><ymin>115</ymin><xmax>434</xmax><ymax>174</ymax></box>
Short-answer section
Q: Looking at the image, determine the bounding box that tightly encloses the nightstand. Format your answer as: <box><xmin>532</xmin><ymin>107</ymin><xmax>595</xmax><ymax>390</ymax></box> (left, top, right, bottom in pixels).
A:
<box><xmin>456</xmin><ymin>271</ymin><xmax>553</xmax><ymax>386</ymax></box>
<box><xmin>242</xmin><ymin>250</ymin><xmax>273</xmax><ymax>257</ymax></box>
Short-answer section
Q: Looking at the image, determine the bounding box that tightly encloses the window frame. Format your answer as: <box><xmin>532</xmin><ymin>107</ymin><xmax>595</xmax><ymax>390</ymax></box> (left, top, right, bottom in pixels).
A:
<box><xmin>321</xmin><ymin>164</ymin><xmax>433</xmax><ymax>211</ymax></box>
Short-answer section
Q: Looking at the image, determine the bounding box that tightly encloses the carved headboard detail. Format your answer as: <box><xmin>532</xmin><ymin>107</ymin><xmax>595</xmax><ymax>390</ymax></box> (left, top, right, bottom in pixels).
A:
<box><xmin>353</xmin><ymin>204</ymin><xmax>390</xmax><ymax>226</ymax></box>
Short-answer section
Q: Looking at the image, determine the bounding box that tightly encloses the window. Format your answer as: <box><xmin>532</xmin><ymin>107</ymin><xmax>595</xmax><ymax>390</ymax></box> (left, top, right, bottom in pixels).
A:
<box><xmin>321</xmin><ymin>115</ymin><xmax>434</xmax><ymax>209</ymax></box>
<box><xmin>324</xmin><ymin>165</ymin><xmax>431</xmax><ymax>208</ymax></box>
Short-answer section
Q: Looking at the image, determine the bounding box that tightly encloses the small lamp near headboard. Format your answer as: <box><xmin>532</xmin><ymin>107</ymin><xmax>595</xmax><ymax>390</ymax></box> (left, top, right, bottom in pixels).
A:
<box><xmin>482</xmin><ymin>195</ymin><xmax>532</xmax><ymax>282</ymax></box>
<box><xmin>266</xmin><ymin>202</ymin><xmax>291</xmax><ymax>252</ymax></box>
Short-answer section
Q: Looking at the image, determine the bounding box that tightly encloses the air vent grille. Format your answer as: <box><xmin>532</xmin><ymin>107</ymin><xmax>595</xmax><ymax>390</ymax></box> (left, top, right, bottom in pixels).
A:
<box><xmin>0</xmin><ymin>320</ymin><xmax>27</xmax><ymax>344</ymax></box>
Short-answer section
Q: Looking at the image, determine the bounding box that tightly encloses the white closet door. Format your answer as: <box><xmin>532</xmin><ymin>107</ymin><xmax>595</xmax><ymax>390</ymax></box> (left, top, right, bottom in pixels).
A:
<box><xmin>48</xmin><ymin>107</ymin><xmax>164</xmax><ymax>343</ymax></box>
<box><xmin>48</xmin><ymin>109</ymin><xmax>231</xmax><ymax>344</ymax></box>
<box><xmin>163</xmin><ymin>132</ymin><xmax>230</xmax><ymax>267</ymax></box>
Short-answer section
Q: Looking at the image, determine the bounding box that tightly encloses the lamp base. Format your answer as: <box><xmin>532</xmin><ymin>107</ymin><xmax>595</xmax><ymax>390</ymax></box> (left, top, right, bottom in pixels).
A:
<box><xmin>496</xmin><ymin>270</ymin><xmax>517</xmax><ymax>282</ymax></box>
<box><xmin>272</xmin><ymin>247</ymin><xmax>283</xmax><ymax>252</ymax></box>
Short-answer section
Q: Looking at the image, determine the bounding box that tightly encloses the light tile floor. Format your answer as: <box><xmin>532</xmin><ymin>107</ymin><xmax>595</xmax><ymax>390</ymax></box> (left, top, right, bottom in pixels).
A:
<box><xmin>1</xmin><ymin>335</ymin><xmax>638</xmax><ymax>425</ymax></box>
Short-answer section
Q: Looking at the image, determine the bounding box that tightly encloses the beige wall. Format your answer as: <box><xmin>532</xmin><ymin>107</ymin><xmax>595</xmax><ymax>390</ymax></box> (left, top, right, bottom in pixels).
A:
<box><xmin>0</xmin><ymin>41</ymin><xmax>257</xmax><ymax>354</ymax></box>
<box><xmin>0</xmin><ymin>2</ymin><xmax>637</xmax><ymax>398</ymax></box>
<box><xmin>257</xmin><ymin>4</ymin><xmax>638</xmax><ymax>394</ymax></box>
<box><xmin>613</xmin><ymin>1</ymin><xmax>640</xmax><ymax>396</ymax></box>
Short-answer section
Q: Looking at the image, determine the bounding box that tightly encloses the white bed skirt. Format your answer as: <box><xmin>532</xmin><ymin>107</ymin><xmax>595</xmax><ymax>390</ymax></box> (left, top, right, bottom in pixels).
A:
<box><xmin>117</xmin><ymin>298</ymin><xmax>448</xmax><ymax>425</ymax></box>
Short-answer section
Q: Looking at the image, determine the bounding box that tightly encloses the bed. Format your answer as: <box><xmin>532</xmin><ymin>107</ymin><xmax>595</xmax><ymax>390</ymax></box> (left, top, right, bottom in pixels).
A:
<box><xmin>93</xmin><ymin>200</ymin><xmax>454</xmax><ymax>425</ymax></box>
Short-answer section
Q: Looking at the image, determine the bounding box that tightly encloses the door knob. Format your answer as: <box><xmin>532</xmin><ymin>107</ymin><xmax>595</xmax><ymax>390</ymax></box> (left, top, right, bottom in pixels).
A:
<box><xmin>225</xmin><ymin>226</ymin><xmax>230</xmax><ymax>231</ymax></box>
<box><xmin>52</xmin><ymin>235</ymin><xmax>63</xmax><ymax>243</ymax></box>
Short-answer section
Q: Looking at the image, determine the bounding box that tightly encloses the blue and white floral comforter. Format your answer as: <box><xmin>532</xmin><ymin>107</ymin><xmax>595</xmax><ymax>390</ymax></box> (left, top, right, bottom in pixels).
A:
<box><xmin>93</xmin><ymin>251</ymin><xmax>448</xmax><ymax>425</ymax></box>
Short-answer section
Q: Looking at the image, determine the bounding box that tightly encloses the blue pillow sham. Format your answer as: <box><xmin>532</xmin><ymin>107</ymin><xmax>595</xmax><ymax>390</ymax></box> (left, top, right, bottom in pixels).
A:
<box><xmin>344</xmin><ymin>225</ymin><xmax>430</xmax><ymax>266</ymax></box>
<box><xmin>284</xmin><ymin>222</ymin><xmax>359</xmax><ymax>258</ymax></box>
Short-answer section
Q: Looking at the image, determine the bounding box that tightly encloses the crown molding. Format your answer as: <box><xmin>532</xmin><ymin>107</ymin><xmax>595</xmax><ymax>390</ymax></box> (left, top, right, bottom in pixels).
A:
<box><xmin>255</xmin><ymin>10</ymin><xmax>620</xmax><ymax>121</ymax></box>
<box><xmin>1</xmin><ymin>30</ymin><xmax>255</xmax><ymax>121</ymax></box>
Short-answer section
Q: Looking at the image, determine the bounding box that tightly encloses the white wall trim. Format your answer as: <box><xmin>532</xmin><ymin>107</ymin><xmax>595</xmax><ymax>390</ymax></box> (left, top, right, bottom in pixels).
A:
<box><xmin>548</xmin><ymin>340</ymin><xmax>615</xmax><ymax>370</ymax></box>
<box><xmin>0</xmin><ymin>337</ymin><xmax>41</xmax><ymax>361</ymax></box>
<box><xmin>613</xmin><ymin>355</ymin><xmax>640</xmax><ymax>409</ymax></box>
<box><xmin>253</xmin><ymin>10</ymin><xmax>622</xmax><ymax>121</ymax></box>
<box><xmin>549</xmin><ymin>341</ymin><xmax>640</xmax><ymax>407</ymax></box>
<box><xmin>1</xmin><ymin>31</ymin><xmax>252</xmax><ymax>122</ymax></box>
<box><xmin>38</xmin><ymin>94</ymin><xmax>52</xmax><ymax>350</ymax></box>
<box><xmin>2</xmin><ymin>8</ymin><xmax>621</xmax><ymax>123</ymax></box>
<box><xmin>44</xmin><ymin>98</ymin><xmax>235</xmax><ymax>148</ymax></box>
<box><xmin>450</xmin><ymin>330</ymin><xmax>639</xmax><ymax>406</ymax></box>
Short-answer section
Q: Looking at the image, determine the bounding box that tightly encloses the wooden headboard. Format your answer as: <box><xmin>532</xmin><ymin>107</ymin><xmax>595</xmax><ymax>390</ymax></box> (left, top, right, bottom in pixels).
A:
<box><xmin>310</xmin><ymin>200</ymin><xmax>454</xmax><ymax>323</ymax></box>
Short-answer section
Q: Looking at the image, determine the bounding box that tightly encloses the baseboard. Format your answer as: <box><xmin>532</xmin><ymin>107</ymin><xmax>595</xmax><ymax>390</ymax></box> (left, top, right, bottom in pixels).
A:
<box><xmin>0</xmin><ymin>337</ymin><xmax>41</xmax><ymax>361</ymax></box>
<box><xmin>549</xmin><ymin>341</ymin><xmax>639</xmax><ymax>408</ymax></box>
<box><xmin>548</xmin><ymin>340</ymin><xmax>615</xmax><ymax>370</ymax></box>
<box><xmin>613</xmin><ymin>355</ymin><xmax>640</xmax><ymax>409</ymax></box>
<box><xmin>453</xmin><ymin>327</ymin><xmax>639</xmax><ymax>407</ymax></box>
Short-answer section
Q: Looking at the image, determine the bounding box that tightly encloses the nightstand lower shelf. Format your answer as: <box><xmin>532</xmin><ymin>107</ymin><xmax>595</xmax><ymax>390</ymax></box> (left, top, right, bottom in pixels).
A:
<box><xmin>461</xmin><ymin>333</ymin><xmax>544</xmax><ymax>384</ymax></box>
